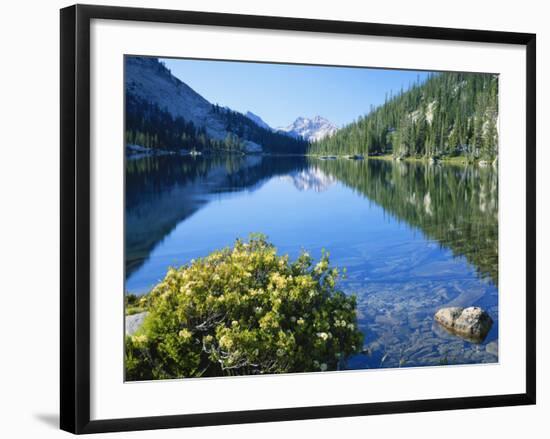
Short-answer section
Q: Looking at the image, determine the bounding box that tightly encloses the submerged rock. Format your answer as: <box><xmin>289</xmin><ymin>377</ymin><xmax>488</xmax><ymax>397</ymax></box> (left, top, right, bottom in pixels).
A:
<box><xmin>434</xmin><ymin>306</ymin><xmax>493</xmax><ymax>343</ymax></box>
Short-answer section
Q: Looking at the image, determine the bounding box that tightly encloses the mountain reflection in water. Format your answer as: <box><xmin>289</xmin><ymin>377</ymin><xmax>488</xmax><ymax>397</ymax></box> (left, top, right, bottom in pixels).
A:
<box><xmin>125</xmin><ymin>154</ymin><xmax>498</xmax><ymax>368</ymax></box>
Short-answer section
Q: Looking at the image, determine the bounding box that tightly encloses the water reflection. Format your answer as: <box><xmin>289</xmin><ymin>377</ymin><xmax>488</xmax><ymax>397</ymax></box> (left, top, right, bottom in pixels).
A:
<box><xmin>281</xmin><ymin>167</ymin><xmax>336</xmax><ymax>192</ymax></box>
<box><xmin>313</xmin><ymin>158</ymin><xmax>498</xmax><ymax>285</ymax></box>
<box><xmin>126</xmin><ymin>154</ymin><xmax>307</xmax><ymax>277</ymax></box>
<box><xmin>125</xmin><ymin>154</ymin><xmax>498</xmax><ymax>368</ymax></box>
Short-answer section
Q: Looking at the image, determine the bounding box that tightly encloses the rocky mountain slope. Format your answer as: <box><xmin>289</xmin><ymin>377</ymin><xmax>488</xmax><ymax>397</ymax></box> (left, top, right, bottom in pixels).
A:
<box><xmin>126</xmin><ymin>56</ymin><xmax>227</xmax><ymax>141</ymax></box>
<box><xmin>245</xmin><ymin>111</ymin><xmax>272</xmax><ymax>131</ymax></box>
<box><xmin>278</xmin><ymin>116</ymin><xmax>338</xmax><ymax>142</ymax></box>
<box><xmin>125</xmin><ymin>57</ymin><xmax>308</xmax><ymax>154</ymax></box>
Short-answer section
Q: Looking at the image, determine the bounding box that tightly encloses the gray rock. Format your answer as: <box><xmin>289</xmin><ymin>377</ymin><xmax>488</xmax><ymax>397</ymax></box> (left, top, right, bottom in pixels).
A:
<box><xmin>125</xmin><ymin>57</ymin><xmax>227</xmax><ymax>141</ymax></box>
<box><xmin>125</xmin><ymin>312</ymin><xmax>148</xmax><ymax>336</ymax></box>
<box><xmin>486</xmin><ymin>340</ymin><xmax>498</xmax><ymax>357</ymax></box>
<box><xmin>434</xmin><ymin>306</ymin><xmax>493</xmax><ymax>343</ymax></box>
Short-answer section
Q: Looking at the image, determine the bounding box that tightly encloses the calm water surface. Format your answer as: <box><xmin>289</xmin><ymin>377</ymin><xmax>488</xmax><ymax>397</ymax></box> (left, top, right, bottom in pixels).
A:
<box><xmin>125</xmin><ymin>154</ymin><xmax>498</xmax><ymax>369</ymax></box>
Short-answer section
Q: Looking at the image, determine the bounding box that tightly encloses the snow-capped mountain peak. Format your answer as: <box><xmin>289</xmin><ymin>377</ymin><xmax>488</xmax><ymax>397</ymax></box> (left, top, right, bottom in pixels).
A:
<box><xmin>277</xmin><ymin>116</ymin><xmax>337</xmax><ymax>142</ymax></box>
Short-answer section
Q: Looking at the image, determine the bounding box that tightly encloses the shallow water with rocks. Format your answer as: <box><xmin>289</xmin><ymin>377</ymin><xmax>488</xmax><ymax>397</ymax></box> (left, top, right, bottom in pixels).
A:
<box><xmin>126</xmin><ymin>155</ymin><xmax>499</xmax><ymax>369</ymax></box>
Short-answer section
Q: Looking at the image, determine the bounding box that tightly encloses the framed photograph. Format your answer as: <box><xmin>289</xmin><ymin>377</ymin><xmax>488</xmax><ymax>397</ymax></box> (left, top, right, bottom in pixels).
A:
<box><xmin>60</xmin><ymin>4</ymin><xmax>536</xmax><ymax>434</ymax></box>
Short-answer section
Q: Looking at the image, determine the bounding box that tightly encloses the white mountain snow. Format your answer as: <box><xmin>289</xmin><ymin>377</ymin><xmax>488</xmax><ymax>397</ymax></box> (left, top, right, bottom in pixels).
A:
<box><xmin>245</xmin><ymin>111</ymin><xmax>338</xmax><ymax>144</ymax></box>
<box><xmin>277</xmin><ymin>116</ymin><xmax>338</xmax><ymax>142</ymax></box>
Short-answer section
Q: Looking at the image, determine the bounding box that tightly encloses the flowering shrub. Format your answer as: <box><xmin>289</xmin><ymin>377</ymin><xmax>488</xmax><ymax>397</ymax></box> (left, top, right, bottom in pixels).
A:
<box><xmin>125</xmin><ymin>235</ymin><xmax>363</xmax><ymax>380</ymax></box>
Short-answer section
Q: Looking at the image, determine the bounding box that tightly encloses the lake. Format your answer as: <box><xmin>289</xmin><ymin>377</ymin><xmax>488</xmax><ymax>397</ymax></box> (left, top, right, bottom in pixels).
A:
<box><xmin>125</xmin><ymin>154</ymin><xmax>499</xmax><ymax>369</ymax></box>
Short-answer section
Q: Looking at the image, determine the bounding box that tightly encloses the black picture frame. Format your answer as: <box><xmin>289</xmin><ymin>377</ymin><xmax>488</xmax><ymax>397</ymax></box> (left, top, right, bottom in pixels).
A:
<box><xmin>60</xmin><ymin>4</ymin><xmax>536</xmax><ymax>434</ymax></box>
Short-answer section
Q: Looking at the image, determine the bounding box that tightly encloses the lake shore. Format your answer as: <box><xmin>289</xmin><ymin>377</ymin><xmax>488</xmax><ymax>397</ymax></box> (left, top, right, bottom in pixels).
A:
<box><xmin>308</xmin><ymin>153</ymin><xmax>496</xmax><ymax>166</ymax></box>
<box><xmin>127</xmin><ymin>143</ymin><xmax>496</xmax><ymax>168</ymax></box>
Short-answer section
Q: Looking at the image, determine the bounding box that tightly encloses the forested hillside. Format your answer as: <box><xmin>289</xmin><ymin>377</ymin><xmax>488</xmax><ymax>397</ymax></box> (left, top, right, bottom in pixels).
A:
<box><xmin>310</xmin><ymin>72</ymin><xmax>498</xmax><ymax>161</ymax></box>
<box><xmin>211</xmin><ymin>104</ymin><xmax>309</xmax><ymax>154</ymax></box>
<box><xmin>126</xmin><ymin>93</ymin><xmax>223</xmax><ymax>151</ymax></box>
<box><xmin>125</xmin><ymin>56</ymin><xmax>308</xmax><ymax>154</ymax></box>
<box><xmin>126</xmin><ymin>94</ymin><xmax>308</xmax><ymax>153</ymax></box>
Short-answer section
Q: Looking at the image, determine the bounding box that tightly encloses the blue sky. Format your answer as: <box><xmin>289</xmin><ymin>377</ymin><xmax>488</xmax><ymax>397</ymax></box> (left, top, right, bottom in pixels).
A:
<box><xmin>162</xmin><ymin>58</ymin><xmax>431</xmax><ymax>128</ymax></box>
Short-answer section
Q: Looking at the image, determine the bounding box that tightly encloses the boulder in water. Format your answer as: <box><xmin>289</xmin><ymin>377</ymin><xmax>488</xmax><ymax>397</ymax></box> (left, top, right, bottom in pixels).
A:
<box><xmin>434</xmin><ymin>306</ymin><xmax>493</xmax><ymax>343</ymax></box>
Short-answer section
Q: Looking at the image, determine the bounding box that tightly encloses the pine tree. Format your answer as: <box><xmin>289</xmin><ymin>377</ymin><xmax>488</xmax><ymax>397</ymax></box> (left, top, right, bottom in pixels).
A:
<box><xmin>310</xmin><ymin>72</ymin><xmax>498</xmax><ymax>161</ymax></box>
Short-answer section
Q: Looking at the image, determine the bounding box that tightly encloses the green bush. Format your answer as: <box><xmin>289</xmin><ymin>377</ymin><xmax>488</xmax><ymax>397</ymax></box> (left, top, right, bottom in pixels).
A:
<box><xmin>125</xmin><ymin>235</ymin><xmax>363</xmax><ymax>380</ymax></box>
<box><xmin>125</xmin><ymin>293</ymin><xmax>147</xmax><ymax>316</ymax></box>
